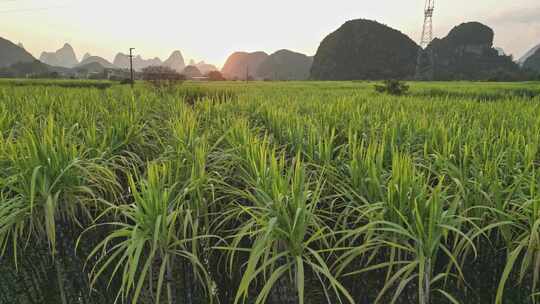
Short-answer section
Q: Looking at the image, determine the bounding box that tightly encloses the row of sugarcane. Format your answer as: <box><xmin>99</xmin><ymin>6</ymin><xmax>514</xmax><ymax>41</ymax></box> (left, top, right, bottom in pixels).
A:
<box><xmin>1</xmin><ymin>83</ymin><xmax>540</xmax><ymax>304</ymax></box>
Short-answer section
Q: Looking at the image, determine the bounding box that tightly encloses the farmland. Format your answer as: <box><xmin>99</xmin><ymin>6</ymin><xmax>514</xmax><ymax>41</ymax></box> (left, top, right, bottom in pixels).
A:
<box><xmin>1</xmin><ymin>79</ymin><xmax>540</xmax><ymax>304</ymax></box>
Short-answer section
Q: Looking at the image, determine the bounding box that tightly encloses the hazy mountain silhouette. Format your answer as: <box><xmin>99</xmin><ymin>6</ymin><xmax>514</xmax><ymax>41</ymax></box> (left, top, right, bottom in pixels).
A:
<box><xmin>425</xmin><ymin>22</ymin><xmax>520</xmax><ymax>80</ymax></box>
<box><xmin>256</xmin><ymin>49</ymin><xmax>313</xmax><ymax>80</ymax></box>
<box><xmin>182</xmin><ymin>65</ymin><xmax>202</xmax><ymax>79</ymax></box>
<box><xmin>195</xmin><ymin>61</ymin><xmax>218</xmax><ymax>75</ymax></box>
<box><xmin>163</xmin><ymin>51</ymin><xmax>185</xmax><ymax>72</ymax></box>
<box><xmin>310</xmin><ymin>19</ymin><xmax>418</xmax><ymax>80</ymax></box>
<box><xmin>77</xmin><ymin>55</ymin><xmax>117</xmax><ymax>69</ymax></box>
<box><xmin>518</xmin><ymin>44</ymin><xmax>540</xmax><ymax>66</ymax></box>
<box><xmin>112</xmin><ymin>53</ymin><xmax>131</xmax><ymax>69</ymax></box>
<box><xmin>39</xmin><ymin>43</ymin><xmax>79</xmax><ymax>68</ymax></box>
<box><xmin>221</xmin><ymin>51</ymin><xmax>268</xmax><ymax>80</ymax></box>
<box><xmin>111</xmin><ymin>51</ymin><xmax>220</xmax><ymax>74</ymax></box>
<box><xmin>113</xmin><ymin>53</ymin><xmax>162</xmax><ymax>71</ymax></box>
<box><xmin>0</xmin><ymin>37</ymin><xmax>35</xmax><ymax>68</ymax></box>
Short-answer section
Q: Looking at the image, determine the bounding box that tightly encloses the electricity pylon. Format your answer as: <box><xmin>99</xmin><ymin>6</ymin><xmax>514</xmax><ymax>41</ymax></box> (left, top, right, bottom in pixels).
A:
<box><xmin>415</xmin><ymin>0</ymin><xmax>435</xmax><ymax>80</ymax></box>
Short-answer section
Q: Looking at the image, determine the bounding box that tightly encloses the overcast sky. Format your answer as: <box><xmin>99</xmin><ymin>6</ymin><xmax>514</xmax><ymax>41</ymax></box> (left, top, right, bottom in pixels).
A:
<box><xmin>1</xmin><ymin>0</ymin><xmax>539</xmax><ymax>67</ymax></box>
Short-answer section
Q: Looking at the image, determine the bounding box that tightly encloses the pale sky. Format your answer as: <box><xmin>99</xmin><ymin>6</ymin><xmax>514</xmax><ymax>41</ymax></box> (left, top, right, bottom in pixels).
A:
<box><xmin>1</xmin><ymin>0</ymin><xmax>539</xmax><ymax>67</ymax></box>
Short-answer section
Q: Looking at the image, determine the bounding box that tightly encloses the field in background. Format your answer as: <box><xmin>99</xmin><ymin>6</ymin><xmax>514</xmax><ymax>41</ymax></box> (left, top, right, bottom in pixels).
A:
<box><xmin>1</xmin><ymin>80</ymin><xmax>540</xmax><ymax>304</ymax></box>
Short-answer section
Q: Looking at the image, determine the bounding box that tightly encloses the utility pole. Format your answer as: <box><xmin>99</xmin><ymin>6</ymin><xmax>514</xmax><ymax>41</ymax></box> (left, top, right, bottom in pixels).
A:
<box><xmin>129</xmin><ymin>48</ymin><xmax>135</xmax><ymax>87</ymax></box>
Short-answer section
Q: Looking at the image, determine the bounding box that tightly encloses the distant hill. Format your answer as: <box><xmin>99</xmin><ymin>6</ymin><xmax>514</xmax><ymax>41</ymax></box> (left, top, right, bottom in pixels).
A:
<box><xmin>39</xmin><ymin>43</ymin><xmax>79</xmax><ymax>68</ymax></box>
<box><xmin>424</xmin><ymin>22</ymin><xmax>521</xmax><ymax>80</ymax></box>
<box><xmin>310</xmin><ymin>19</ymin><xmax>419</xmax><ymax>80</ymax></box>
<box><xmin>518</xmin><ymin>44</ymin><xmax>540</xmax><ymax>66</ymax></box>
<box><xmin>256</xmin><ymin>49</ymin><xmax>313</xmax><ymax>80</ymax></box>
<box><xmin>113</xmin><ymin>53</ymin><xmax>132</xmax><ymax>69</ymax></box>
<box><xmin>113</xmin><ymin>53</ymin><xmax>162</xmax><ymax>71</ymax></box>
<box><xmin>182</xmin><ymin>65</ymin><xmax>202</xmax><ymax>79</ymax></box>
<box><xmin>0</xmin><ymin>37</ymin><xmax>35</xmax><ymax>68</ymax></box>
<box><xmin>195</xmin><ymin>61</ymin><xmax>218</xmax><ymax>75</ymax></box>
<box><xmin>163</xmin><ymin>51</ymin><xmax>185</xmax><ymax>72</ymax></box>
<box><xmin>74</xmin><ymin>62</ymin><xmax>107</xmax><ymax>74</ymax></box>
<box><xmin>523</xmin><ymin>48</ymin><xmax>540</xmax><ymax>72</ymax></box>
<box><xmin>77</xmin><ymin>55</ymin><xmax>117</xmax><ymax>69</ymax></box>
<box><xmin>221</xmin><ymin>51</ymin><xmax>268</xmax><ymax>80</ymax></box>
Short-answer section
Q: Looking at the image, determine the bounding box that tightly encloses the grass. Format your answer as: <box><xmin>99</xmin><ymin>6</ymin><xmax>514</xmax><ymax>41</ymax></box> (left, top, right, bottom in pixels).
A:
<box><xmin>1</xmin><ymin>79</ymin><xmax>540</xmax><ymax>304</ymax></box>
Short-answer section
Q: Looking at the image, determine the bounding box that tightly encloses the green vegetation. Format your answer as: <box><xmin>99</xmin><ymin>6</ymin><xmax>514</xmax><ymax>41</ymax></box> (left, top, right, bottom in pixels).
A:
<box><xmin>310</xmin><ymin>19</ymin><xmax>418</xmax><ymax>80</ymax></box>
<box><xmin>425</xmin><ymin>22</ymin><xmax>523</xmax><ymax>81</ymax></box>
<box><xmin>523</xmin><ymin>48</ymin><xmax>540</xmax><ymax>74</ymax></box>
<box><xmin>256</xmin><ymin>50</ymin><xmax>313</xmax><ymax>81</ymax></box>
<box><xmin>375</xmin><ymin>79</ymin><xmax>410</xmax><ymax>95</ymax></box>
<box><xmin>1</xmin><ymin>80</ymin><xmax>540</xmax><ymax>304</ymax></box>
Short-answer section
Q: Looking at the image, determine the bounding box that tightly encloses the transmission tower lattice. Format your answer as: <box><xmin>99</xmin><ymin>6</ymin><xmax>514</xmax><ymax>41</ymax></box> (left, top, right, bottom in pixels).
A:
<box><xmin>415</xmin><ymin>0</ymin><xmax>435</xmax><ymax>80</ymax></box>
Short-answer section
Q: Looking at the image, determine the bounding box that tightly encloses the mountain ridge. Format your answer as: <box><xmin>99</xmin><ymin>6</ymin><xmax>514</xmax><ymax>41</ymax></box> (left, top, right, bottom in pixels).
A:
<box><xmin>163</xmin><ymin>50</ymin><xmax>186</xmax><ymax>72</ymax></box>
<box><xmin>311</xmin><ymin>19</ymin><xmax>419</xmax><ymax>80</ymax></box>
<box><xmin>77</xmin><ymin>55</ymin><xmax>117</xmax><ymax>69</ymax></box>
<box><xmin>0</xmin><ymin>37</ymin><xmax>36</xmax><ymax>68</ymax></box>
<box><xmin>221</xmin><ymin>51</ymin><xmax>269</xmax><ymax>80</ymax></box>
<box><xmin>39</xmin><ymin>43</ymin><xmax>79</xmax><ymax>68</ymax></box>
<box><xmin>256</xmin><ymin>49</ymin><xmax>313</xmax><ymax>80</ymax></box>
<box><xmin>423</xmin><ymin>21</ymin><xmax>521</xmax><ymax>80</ymax></box>
<box><xmin>518</xmin><ymin>43</ymin><xmax>540</xmax><ymax>66</ymax></box>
